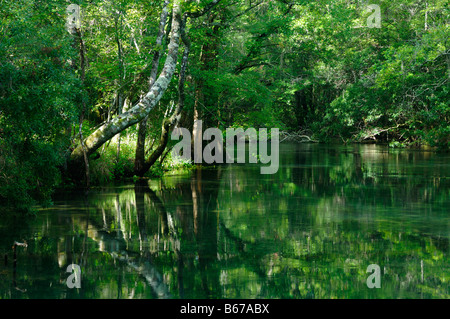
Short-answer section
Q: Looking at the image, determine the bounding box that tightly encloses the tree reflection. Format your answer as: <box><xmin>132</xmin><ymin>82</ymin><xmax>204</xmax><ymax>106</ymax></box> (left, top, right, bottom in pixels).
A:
<box><xmin>0</xmin><ymin>144</ymin><xmax>448</xmax><ymax>299</ymax></box>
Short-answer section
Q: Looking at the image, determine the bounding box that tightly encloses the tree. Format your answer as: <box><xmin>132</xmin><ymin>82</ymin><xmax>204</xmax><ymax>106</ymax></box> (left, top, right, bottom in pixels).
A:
<box><xmin>70</xmin><ymin>0</ymin><xmax>183</xmax><ymax>164</ymax></box>
<box><xmin>0</xmin><ymin>0</ymin><xmax>83</xmax><ymax>211</ymax></box>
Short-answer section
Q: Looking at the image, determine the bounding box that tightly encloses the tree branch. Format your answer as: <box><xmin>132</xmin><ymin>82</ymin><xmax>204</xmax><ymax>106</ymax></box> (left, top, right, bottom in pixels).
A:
<box><xmin>136</xmin><ymin>16</ymin><xmax>192</xmax><ymax>176</ymax></box>
<box><xmin>70</xmin><ymin>0</ymin><xmax>182</xmax><ymax>163</ymax></box>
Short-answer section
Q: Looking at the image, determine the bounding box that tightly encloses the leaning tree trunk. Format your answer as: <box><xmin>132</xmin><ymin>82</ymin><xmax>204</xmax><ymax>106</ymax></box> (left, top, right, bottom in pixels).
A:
<box><xmin>134</xmin><ymin>0</ymin><xmax>170</xmax><ymax>175</ymax></box>
<box><xmin>135</xmin><ymin>16</ymin><xmax>191</xmax><ymax>177</ymax></box>
<box><xmin>70</xmin><ymin>0</ymin><xmax>182</xmax><ymax>164</ymax></box>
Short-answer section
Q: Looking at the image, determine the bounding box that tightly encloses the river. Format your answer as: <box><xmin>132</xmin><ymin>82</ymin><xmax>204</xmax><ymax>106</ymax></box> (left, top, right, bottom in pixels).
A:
<box><xmin>0</xmin><ymin>143</ymin><xmax>449</xmax><ymax>298</ymax></box>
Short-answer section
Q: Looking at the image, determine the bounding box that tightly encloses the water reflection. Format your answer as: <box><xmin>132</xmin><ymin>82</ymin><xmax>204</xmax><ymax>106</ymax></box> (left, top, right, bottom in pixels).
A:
<box><xmin>0</xmin><ymin>144</ymin><xmax>449</xmax><ymax>299</ymax></box>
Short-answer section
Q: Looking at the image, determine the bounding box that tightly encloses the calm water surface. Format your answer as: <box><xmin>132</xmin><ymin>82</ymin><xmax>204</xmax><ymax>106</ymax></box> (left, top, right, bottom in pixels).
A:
<box><xmin>1</xmin><ymin>143</ymin><xmax>449</xmax><ymax>298</ymax></box>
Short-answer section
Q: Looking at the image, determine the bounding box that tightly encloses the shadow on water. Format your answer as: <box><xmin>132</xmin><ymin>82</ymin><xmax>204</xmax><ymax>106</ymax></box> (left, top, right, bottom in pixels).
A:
<box><xmin>0</xmin><ymin>143</ymin><xmax>449</xmax><ymax>298</ymax></box>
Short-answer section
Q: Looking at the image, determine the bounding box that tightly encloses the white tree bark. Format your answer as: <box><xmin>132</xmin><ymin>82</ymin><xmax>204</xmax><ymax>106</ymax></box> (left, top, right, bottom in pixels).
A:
<box><xmin>71</xmin><ymin>0</ymin><xmax>181</xmax><ymax>163</ymax></box>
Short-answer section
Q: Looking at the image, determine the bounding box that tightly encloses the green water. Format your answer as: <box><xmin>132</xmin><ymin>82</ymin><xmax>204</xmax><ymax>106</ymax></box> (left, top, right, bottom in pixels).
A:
<box><xmin>1</xmin><ymin>143</ymin><xmax>449</xmax><ymax>299</ymax></box>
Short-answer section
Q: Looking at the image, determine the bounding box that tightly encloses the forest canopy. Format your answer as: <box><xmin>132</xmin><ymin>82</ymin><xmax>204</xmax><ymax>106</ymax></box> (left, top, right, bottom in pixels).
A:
<box><xmin>0</xmin><ymin>0</ymin><xmax>449</xmax><ymax>212</ymax></box>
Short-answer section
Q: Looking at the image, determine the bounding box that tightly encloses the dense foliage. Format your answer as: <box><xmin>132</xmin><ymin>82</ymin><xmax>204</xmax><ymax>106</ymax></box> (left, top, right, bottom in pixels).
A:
<box><xmin>0</xmin><ymin>0</ymin><xmax>448</xmax><ymax>212</ymax></box>
<box><xmin>0</xmin><ymin>0</ymin><xmax>82</xmax><ymax>210</ymax></box>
